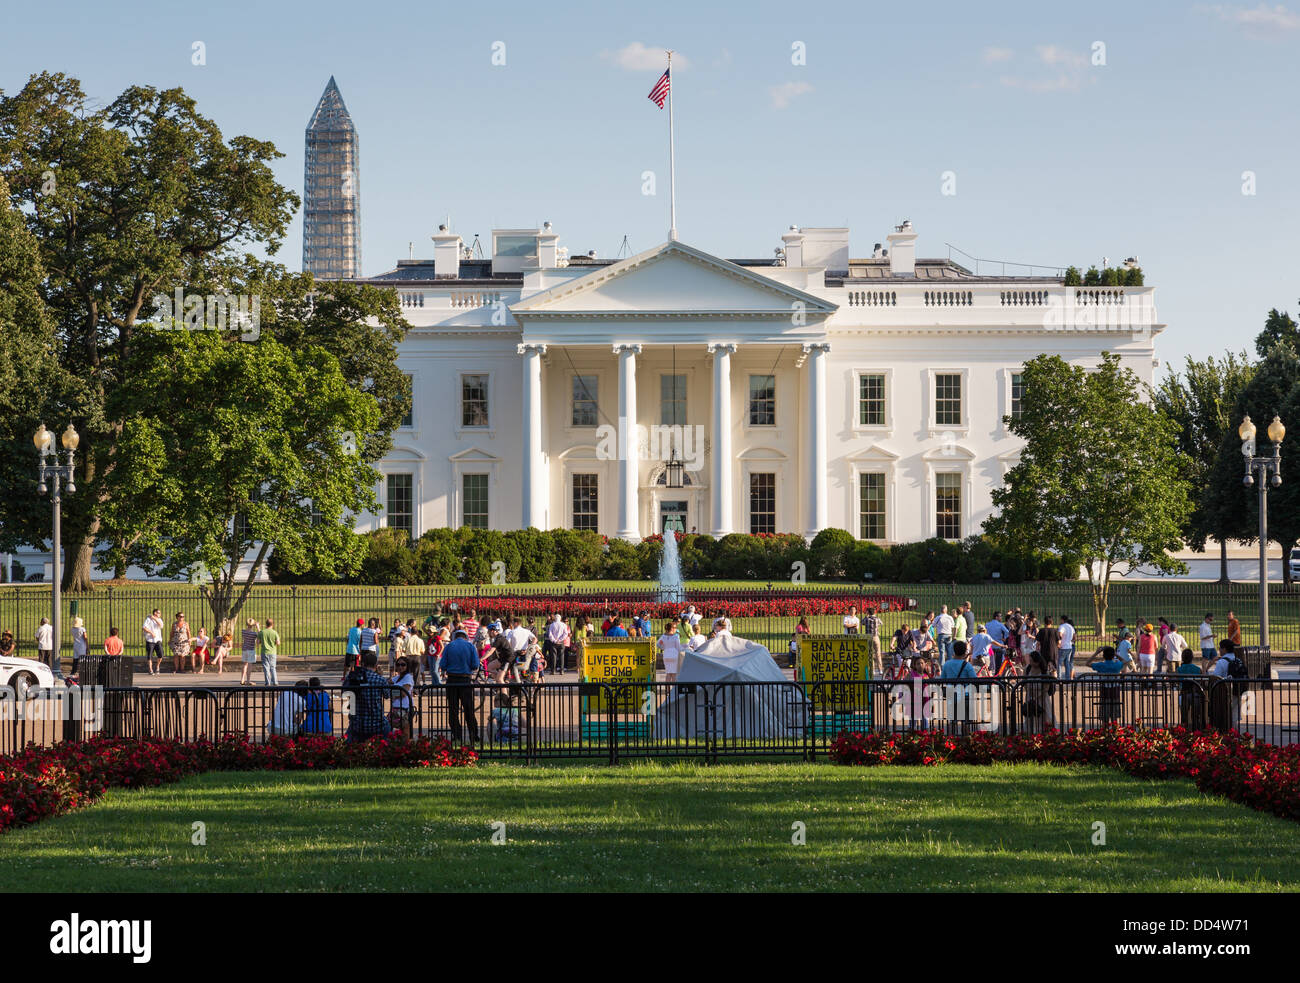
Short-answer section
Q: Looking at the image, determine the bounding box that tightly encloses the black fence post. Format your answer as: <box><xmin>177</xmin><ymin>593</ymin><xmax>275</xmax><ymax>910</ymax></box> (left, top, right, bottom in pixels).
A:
<box><xmin>290</xmin><ymin>585</ymin><xmax>298</xmax><ymax>659</ymax></box>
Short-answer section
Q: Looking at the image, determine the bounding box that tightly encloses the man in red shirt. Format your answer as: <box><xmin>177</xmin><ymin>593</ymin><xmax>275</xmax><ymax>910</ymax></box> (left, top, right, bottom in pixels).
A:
<box><xmin>103</xmin><ymin>628</ymin><xmax>125</xmax><ymax>656</ymax></box>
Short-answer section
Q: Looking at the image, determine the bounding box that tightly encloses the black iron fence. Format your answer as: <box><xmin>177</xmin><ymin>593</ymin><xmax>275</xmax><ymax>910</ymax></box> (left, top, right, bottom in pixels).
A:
<box><xmin>4</xmin><ymin>677</ymin><xmax>1297</xmax><ymax>760</ymax></box>
<box><xmin>3</xmin><ymin>581</ymin><xmax>1299</xmax><ymax>663</ymax></box>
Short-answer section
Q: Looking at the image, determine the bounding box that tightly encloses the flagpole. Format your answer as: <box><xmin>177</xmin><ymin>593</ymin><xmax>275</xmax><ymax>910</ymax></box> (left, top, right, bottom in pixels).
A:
<box><xmin>667</xmin><ymin>49</ymin><xmax>677</xmax><ymax>241</ymax></box>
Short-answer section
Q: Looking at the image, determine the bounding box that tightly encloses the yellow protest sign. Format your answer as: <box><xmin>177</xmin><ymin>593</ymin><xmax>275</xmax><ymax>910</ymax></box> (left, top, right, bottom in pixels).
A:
<box><xmin>580</xmin><ymin>639</ymin><xmax>656</xmax><ymax>713</ymax></box>
<box><xmin>798</xmin><ymin>635</ymin><xmax>873</xmax><ymax>711</ymax></box>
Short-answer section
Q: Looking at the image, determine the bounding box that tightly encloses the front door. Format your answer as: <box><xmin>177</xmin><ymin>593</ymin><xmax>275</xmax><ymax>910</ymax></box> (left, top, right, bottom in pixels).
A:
<box><xmin>660</xmin><ymin>501</ymin><xmax>687</xmax><ymax>535</ymax></box>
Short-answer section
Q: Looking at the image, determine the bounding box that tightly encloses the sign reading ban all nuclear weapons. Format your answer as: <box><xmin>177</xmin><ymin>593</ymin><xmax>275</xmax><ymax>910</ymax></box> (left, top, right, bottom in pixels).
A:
<box><xmin>580</xmin><ymin>639</ymin><xmax>657</xmax><ymax>713</ymax></box>
<box><xmin>798</xmin><ymin>635</ymin><xmax>873</xmax><ymax>710</ymax></box>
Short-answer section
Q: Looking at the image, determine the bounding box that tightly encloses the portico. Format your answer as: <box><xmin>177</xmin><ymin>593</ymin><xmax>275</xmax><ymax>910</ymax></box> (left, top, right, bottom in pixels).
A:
<box><xmin>508</xmin><ymin>240</ymin><xmax>837</xmax><ymax>540</ymax></box>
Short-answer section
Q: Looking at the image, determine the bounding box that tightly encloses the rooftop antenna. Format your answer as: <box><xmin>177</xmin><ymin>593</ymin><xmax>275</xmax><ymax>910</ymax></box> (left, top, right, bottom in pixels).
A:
<box><xmin>616</xmin><ymin>235</ymin><xmax>632</xmax><ymax>260</ymax></box>
<box><xmin>469</xmin><ymin>234</ymin><xmax>484</xmax><ymax>259</ymax></box>
<box><xmin>408</xmin><ymin>241</ymin><xmax>414</xmax><ymax>260</ymax></box>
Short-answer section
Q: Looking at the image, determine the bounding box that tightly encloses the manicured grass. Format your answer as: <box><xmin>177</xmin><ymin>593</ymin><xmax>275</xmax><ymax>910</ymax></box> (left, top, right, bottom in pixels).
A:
<box><xmin>7</xmin><ymin>579</ymin><xmax>1298</xmax><ymax>660</ymax></box>
<box><xmin>2</xmin><ymin>762</ymin><xmax>1298</xmax><ymax>892</ymax></box>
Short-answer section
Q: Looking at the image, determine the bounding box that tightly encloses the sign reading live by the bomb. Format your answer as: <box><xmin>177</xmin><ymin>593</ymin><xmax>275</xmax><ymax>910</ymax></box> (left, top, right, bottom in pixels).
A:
<box><xmin>581</xmin><ymin>640</ymin><xmax>656</xmax><ymax>713</ymax></box>
<box><xmin>798</xmin><ymin>635</ymin><xmax>873</xmax><ymax>710</ymax></box>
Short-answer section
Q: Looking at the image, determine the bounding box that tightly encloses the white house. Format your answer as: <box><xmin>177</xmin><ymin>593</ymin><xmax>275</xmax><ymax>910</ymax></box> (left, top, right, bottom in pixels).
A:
<box><xmin>353</xmin><ymin>220</ymin><xmax>1163</xmax><ymax>545</ymax></box>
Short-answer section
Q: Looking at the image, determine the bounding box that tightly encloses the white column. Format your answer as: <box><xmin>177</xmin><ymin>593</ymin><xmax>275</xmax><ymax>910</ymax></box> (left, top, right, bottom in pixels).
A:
<box><xmin>614</xmin><ymin>344</ymin><xmax>642</xmax><ymax>541</ymax></box>
<box><xmin>518</xmin><ymin>343</ymin><xmax>547</xmax><ymax>529</ymax></box>
<box><xmin>804</xmin><ymin>342</ymin><xmax>830</xmax><ymax>539</ymax></box>
<box><xmin>708</xmin><ymin>343</ymin><xmax>737</xmax><ymax>537</ymax></box>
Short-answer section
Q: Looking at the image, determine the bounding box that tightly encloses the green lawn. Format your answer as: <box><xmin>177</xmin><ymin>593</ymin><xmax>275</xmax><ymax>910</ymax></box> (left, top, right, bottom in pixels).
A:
<box><xmin>3</xmin><ymin>762</ymin><xmax>1298</xmax><ymax>892</ymax></box>
<box><xmin>6</xmin><ymin>579</ymin><xmax>1299</xmax><ymax>660</ymax></box>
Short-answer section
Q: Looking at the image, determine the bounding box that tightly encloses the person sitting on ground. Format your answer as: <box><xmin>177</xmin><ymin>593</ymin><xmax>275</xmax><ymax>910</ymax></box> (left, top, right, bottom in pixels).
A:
<box><xmin>299</xmin><ymin>677</ymin><xmax>333</xmax><ymax>736</ymax></box>
<box><xmin>210</xmin><ymin>631</ymin><xmax>230</xmax><ymax>674</ymax></box>
<box><xmin>389</xmin><ymin>656</ymin><xmax>416</xmax><ymax>734</ymax></box>
<box><xmin>270</xmin><ymin>680</ymin><xmax>309</xmax><ymax>737</ymax></box>
<box><xmin>940</xmin><ymin>639</ymin><xmax>976</xmax><ymax>679</ymax></box>
<box><xmin>1089</xmin><ymin>646</ymin><xmax>1124</xmax><ymax>674</ymax></box>
<box><xmin>1175</xmin><ymin>648</ymin><xmax>1205</xmax><ymax>728</ymax></box>
<box><xmin>344</xmin><ymin>650</ymin><xmax>392</xmax><ymax>743</ymax></box>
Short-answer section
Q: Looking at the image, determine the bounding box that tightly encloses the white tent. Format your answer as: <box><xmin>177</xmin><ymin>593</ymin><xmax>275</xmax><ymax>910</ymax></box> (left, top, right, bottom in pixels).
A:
<box><xmin>652</xmin><ymin>634</ymin><xmax>807</xmax><ymax>739</ymax></box>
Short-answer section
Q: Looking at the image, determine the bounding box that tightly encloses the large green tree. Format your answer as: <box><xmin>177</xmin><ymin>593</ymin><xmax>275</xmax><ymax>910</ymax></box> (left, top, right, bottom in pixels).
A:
<box><xmin>0</xmin><ymin>73</ymin><xmax>296</xmax><ymax>589</ymax></box>
<box><xmin>985</xmin><ymin>353</ymin><xmax>1191</xmax><ymax>635</ymax></box>
<box><xmin>100</xmin><ymin>328</ymin><xmax>381</xmax><ymax>629</ymax></box>
<box><xmin>0</xmin><ymin>174</ymin><xmax>76</xmax><ymax>570</ymax></box>
<box><xmin>1202</xmin><ymin>342</ymin><xmax>1300</xmax><ymax>588</ymax></box>
<box><xmin>0</xmin><ymin>73</ymin><xmax>409</xmax><ymax>588</ymax></box>
<box><xmin>1256</xmin><ymin>306</ymin><xmax>1298</xmax><ymax>359</ymax></box>
<box><xmin>1154</xmin><ymin>351</ymin><xmax>1255</xmax><ymax>581</ymax></box>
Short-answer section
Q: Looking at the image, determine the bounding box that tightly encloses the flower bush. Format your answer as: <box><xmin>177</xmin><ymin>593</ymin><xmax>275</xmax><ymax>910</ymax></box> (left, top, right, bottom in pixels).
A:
<box><xmin>0</xmin><ymin>734</ymin><xmax>476</xmax><ymax>835</ymax></box>
<box><xmin>436</xmin><ymin>590</ymin><xmax>912</xmax><ymax>623</ymax></box>
<box><xmin>828</xmin><ymin>726</ymin><xmax>1300</xmax><ymax>821</ymax></box>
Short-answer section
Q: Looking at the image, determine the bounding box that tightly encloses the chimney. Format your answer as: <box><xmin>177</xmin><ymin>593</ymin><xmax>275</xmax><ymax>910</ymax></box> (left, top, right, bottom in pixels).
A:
<box><xmin>536</xmin><ymin>222</ymin><xmax>559</xmax><ymax>268</ymax></box>
<box><xmin>432</xmin><ymin>225</ymin><xmax>462</xmax><ymax>279</ymax></box>
<box><xmin>781</xmin><ymin>225</ymin><xmax>805</xmax><ymax>267</ymax></box>
<box><xmin>886</xmin><ymin>220</ymin><xmax>916</xmax><ymax>277</ymax></box>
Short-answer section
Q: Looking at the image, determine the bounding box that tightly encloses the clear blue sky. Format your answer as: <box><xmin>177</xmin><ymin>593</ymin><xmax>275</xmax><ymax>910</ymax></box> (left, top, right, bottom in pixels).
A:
<box><xmin>3</xmin><ymin>0</ymin><xmax>1297</xmax><ymax>368</ymax></box>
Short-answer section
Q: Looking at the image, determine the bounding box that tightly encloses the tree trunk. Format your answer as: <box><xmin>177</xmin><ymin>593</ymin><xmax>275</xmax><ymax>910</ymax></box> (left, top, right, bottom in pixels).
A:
<box><xmin>1088</xmin><ymin>563</ymin><xmax>1109</xmax><ymax>641</ymax></box>
<box><xmin>1218</xmin><ymin>538</ymin><xmax>1230</xmax><ymax>584</ymax></box>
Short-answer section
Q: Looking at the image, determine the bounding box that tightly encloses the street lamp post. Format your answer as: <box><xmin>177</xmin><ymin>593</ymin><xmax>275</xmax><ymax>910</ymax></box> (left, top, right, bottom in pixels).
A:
<box><xmin>1240</xmin><ymin>414</ymin><xmax>1285</xmax><ymax>650</ymax></box>
<box><xmin>34</xmin><ymin>423</ymin><xmax>79</xmax><ymax>680</ymax></box>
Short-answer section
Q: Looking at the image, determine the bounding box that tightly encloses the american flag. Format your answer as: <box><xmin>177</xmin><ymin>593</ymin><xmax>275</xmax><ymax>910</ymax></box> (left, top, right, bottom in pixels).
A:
<box><xmin>647</xmin><ymin>68</ymin><xmax>670</xmax><ymax>108</ymax></box>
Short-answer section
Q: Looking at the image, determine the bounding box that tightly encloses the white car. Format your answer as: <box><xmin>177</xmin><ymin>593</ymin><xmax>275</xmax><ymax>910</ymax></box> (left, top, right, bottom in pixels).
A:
<box><xmin>1291</xmin><ymin>548</ymin><xmax>1300</xmax><ymax>582</ymax></box>
<box><xmin>0</xmin><ymin>655</ymin><xmax>57</xmax><ymax>700</ymax></box>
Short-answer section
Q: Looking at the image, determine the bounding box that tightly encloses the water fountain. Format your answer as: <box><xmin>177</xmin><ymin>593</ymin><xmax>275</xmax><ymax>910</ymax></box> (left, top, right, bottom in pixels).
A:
<box><xmin>657</xmin><ymin>526</ymin><xmax>686</xmax><ymax>606</ymax></box>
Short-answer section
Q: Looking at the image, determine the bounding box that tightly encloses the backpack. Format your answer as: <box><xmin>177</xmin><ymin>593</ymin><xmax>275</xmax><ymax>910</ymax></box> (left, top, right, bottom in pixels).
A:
<box><xmin>1225</xmin><ymin>655</ymin><xmax>1248</xmax><ymax>680</ymax></box>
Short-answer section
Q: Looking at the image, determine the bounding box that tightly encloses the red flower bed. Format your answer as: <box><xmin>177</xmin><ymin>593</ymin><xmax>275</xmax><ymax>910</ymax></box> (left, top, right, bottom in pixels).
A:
<box><xmin>829</xmin><ymin>727</ymin><xmax>1300</xmax><ymax>821</ymax></box>
<box><xmin>0</xmin><ymin>734</ymin><xmax>476</xmax><ymax>835</ymax></box>
<box><xmin>439</xmin><ymin>591</ymin><xmax>912</xmax><ymax>621</ymax></box>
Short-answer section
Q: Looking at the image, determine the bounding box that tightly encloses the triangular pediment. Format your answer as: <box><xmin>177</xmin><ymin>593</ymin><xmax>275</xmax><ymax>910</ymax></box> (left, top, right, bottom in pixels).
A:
<box><xmin>511</xmin><ymin>241</ymin><xmax>837</xmax><ymax>319</ymax></box>
<box><xmin>448</xmin><ymin>446</ymin><xmax>499</xmax><ymax>463</ymax></box>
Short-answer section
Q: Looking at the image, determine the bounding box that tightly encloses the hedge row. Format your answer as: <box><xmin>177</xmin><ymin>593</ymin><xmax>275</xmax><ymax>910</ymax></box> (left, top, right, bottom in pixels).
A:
<box><xmin>0</xmin><ymin>735</ymin><xmax>476</xmax><ymax>835</ymax></box>
<box><xmin>270</xmin><ymin>527</ymin><xmax>1080</xmax><ymax>587</ymax></box>
<box><xmin>829</xmin><ymin>727</ymin><xmax>1299</xmax><ymax>822</ymax></box>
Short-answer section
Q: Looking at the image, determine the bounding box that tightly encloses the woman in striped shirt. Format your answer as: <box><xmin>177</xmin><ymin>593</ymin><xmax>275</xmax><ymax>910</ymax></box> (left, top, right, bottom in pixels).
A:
<box><xmin>240</xmin><ymin>619</ymin><xmax>260</xmax><ymax>686</ymax></box>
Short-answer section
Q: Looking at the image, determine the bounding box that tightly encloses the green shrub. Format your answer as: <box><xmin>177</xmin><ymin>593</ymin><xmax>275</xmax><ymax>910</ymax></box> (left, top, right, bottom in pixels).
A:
<box><xmin>359</xmin><ymin>528</ymin><xmax>416</xmax><ymax>586</ymax></box>
<box><xmin>849</xmin><ymin>541</ymin><xmax>888</xmax><ymax>580</ymax></box>
<box><xmin>550</xmin><ymin>528</ymin><xmax>604</xmax><ymax>580</ymax></box>
<box><xmin>810</xmin><ymin>527</ymin><xmax>856</xmax><ymax>578</ymax></box>
<box><xmin>601</xmin><ymin>539</ymin><xmax>642</xmax><ymax>580</ymax></box>
<box><xmin>507</xmin><ymin>528</ymin><xmax>556</xmax><ymax>582</ymax></box>
<box><xmin>413</xmin><ymin>538</ymin><xmax>460</xmax><ymax>584</ymax></box>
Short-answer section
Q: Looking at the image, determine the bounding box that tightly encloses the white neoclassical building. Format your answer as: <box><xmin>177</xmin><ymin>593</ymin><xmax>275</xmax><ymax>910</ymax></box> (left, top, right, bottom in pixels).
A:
<box><xmin>352</xmin><ymin>222</ymin><xmax>1162</xmax><ymax>544</ymax></box>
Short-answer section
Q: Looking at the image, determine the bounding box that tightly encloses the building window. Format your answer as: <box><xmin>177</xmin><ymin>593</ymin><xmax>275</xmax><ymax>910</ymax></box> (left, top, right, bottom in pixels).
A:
<box><xmin>935</xmin><ymin>473</ymin><xmax>961</xmax><ymax>540</ymax></box>
<box><xmin>400</xmin><ymin>373</ymin><xmax>414</xmax><ymax>428</ymax></box>
<box><xmin>661</xmin><ymin>374</ymin><xmax>686</xmax><ymax>425</ymax></box>
<box><xmin>386</xmin><ymin>474</ymin><xmax>414</xmax><ymax>539</ymax></box>
<box><xmin>748</xmin><ymin>375</ymin><xmax>776</xmax><ymax>426</ymax></box>
<box><xmin>572</xmin><ymin>474</ymin><xmax>599</xmax><ymax>531</ymax></box>
<box><xmin>858</xmin><ymin>373</ymin><xmax>886</xmax><ymax>426</ymax></box>
<box><xmin>935</xmin><ymin>373</ymin><xmax>962</xmax><ymax>427</ymax></box>
<box><xmin>462</xmin><ymin>473</ymin><xmax>488</xmax><ymax>529</ymax></box>
<box><xmin>572</xmin><ymin>375</ymin><xmax>599</xmax><ymax>427</ymax></box>
<box><xmin>1010</xmin><ymin>372</ymin><xmax>1024</xmax><ymax>421</ymax></box>
<box><xmin>749</xmin><ymin>473</ymin><xmax>776</xmax><ymax>534</ymax></box>
<box><xmin>461</xmin><ymin>374</ymin><xmax>489</xmax><ymax>428</ymax></box>
<box><xmin>859</xmin><ymin>473</ymin><xmax>886</xmax><ymax>540</ymax></box>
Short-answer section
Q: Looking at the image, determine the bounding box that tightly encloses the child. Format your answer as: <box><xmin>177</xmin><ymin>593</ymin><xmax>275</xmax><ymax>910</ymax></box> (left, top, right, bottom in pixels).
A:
<box><xmin>192</xmin><ymin>627</ymin><xmax>210</xmax><ymax>674</ymax></box>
